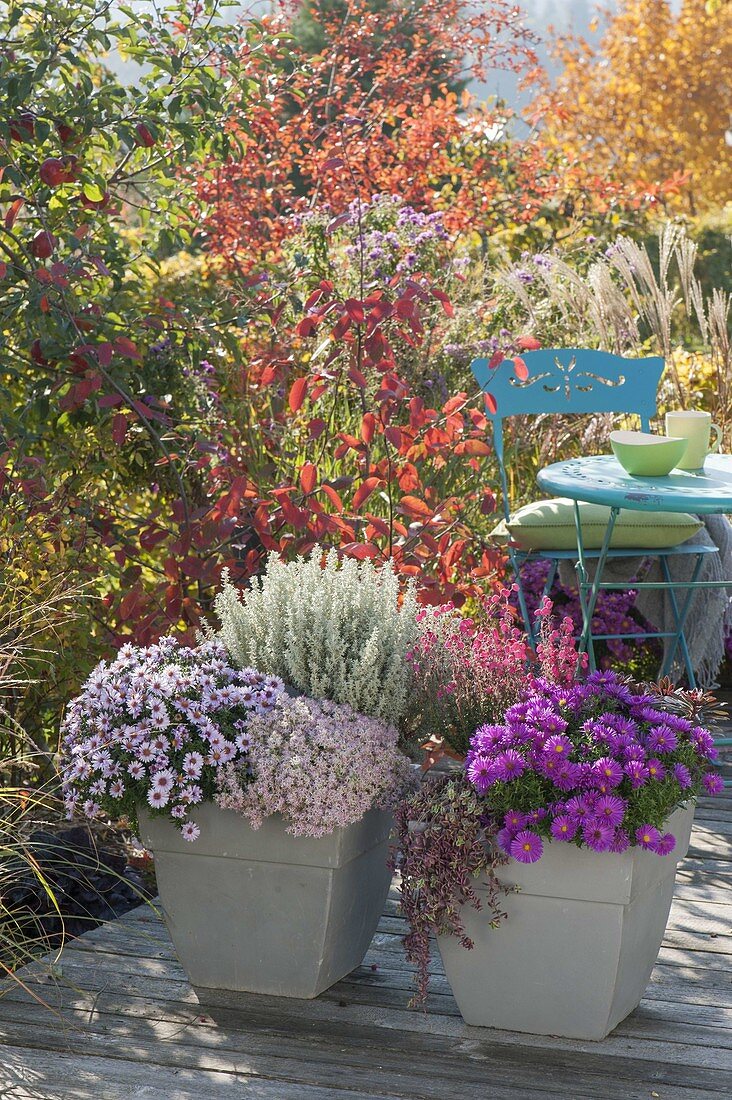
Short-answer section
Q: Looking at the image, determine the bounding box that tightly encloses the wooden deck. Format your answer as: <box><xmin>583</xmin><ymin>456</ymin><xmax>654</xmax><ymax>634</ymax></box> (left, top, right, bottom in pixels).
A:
<box><xmin>2</xmin><ymin>791</ymin><xmax>732</xmax><ymax>1099</ymax></box>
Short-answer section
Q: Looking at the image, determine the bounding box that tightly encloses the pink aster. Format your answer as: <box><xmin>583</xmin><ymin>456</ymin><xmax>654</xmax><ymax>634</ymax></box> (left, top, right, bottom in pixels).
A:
<box><xmin>510</xmin><ymin>829</ymin><xmax>544</xmax><ymax>864</ymax></box>
<box><xmin>180</xmin><ymin>821</ymin><xmax>201</xmax><ymax>842</ymax></box>
<box><xmin>147</xmin><ymin>787</ymin><xmax>170</xmax><ymax>809</ymax></box>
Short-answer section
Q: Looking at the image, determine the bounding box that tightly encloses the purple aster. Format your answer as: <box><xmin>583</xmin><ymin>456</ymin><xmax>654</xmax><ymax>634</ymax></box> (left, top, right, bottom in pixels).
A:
<box><xmin>496</xmin><ymin>826</ymin><xmax>515</xmax><ymax>854</ymax></box>
<box><xmin>472</xmin><ymin>723</ymin><xmax>506</xmax><ymax>752</ymax></box>
<box><xmin>550</xmin><ymin>814</ymin><xmax>578</xmax><ymax>841</ymax></box>
<box><xmin>646</xmin><ymin>758</ymin><xmax>666</xmax><ymax>781</ymax></box>
<box><xmin>653</xmin><ymin>832</ymin><xmax>676</xmax><ymax>856</ymax></box>
<box><xmin>544</xmin><ymin>734</ymin><xmax>573</xmax><ymax>757</ymax></box>
<box><xmin>592</xmin><ymin>757</ymin><xmax>624</xmax><ymax>788</ymax></box>
<box><xmin>692</xmin><ymin>727</ymin><xmax>718</xmax><ymax>760</ymax></box>
<box><xmin>672</xmin><ymin>762</ymin><xmax>692</xmax><ymax>789</ymax></box>
<box><xmin>593</xmin><ymin>794</ymin><xmax>626</xmax><ymax>828</ymax></box>
<box><xmin>646</xmin><ymin>725</ymin><xmax>678</xmax><ymax>753</ymax></box>
<box><xmin>543</xmin><ymin>714</ymin><xmax>569</xmax><ymax>736</ymax></box>
<box><xmin>554</xmin><ymin>760</ymin><xmax>583</xmax><ymax>791</ymax></box>
<box><xmin>503</xmin><ymin>809</ymin><xmax>528</xmax><ymax>833</ymax></box>
<box><xmin>564</xmin><ymin>793</ymin><xmax>595</xmax><ymax>820</ymax></box>
<box><xmin>583</xmin><ymin>820</ymin><xmax>614</xmax><ymax>852</ymax></box>
<box><xmin>467</xmin><ymin>753</ymin><xmax>497</xmax><ymax>793</ymax></box>
<box><xmin>510</xmin><ymin>829</ymin><xmax>544</xmax><ymax>864</ymax></box>
<box><xmin>656</xmin><ymin>712</ymin><xmax>693</xmax><ymax>734</ymax></box>
<box><xmin>625</xmin><ymin>760</ymin><xmax>649</xmax><ymax>789</ymax></box>
<box><xmin>494</xmin><ymin>749</ymin><xmax>526</xmax><ymax>782</ymax></box>
<box><xmin>703</xmin><ymin>772</ymin><xmax>725</xmax><ymax>796</ymax></box>
<box><xmin>636</xmin><ymin>824</ymin><xmax>661</xmax><ymax>850</ymax></box>
<box><xmin>610</xmin><ymin>828</ymin><xmax>630</xmax><ymax>853</ymax></box>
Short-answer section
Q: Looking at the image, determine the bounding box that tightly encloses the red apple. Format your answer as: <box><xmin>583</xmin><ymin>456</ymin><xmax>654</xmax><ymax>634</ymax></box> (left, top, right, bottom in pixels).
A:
<box><xmin>39</xmin><ymin>155</ymin><xmax>79</xmax><ymax>187</ymax></box>
<box><xmin>56</xmin><ymin>121</ymin><xmax>76</xmax><ymax>145</ymax></box>
<box><xmin>30</xmin><ymin>339</ymin><xmax>49</xmax><ymax>366</ymax></box>
<box><xmin>9</xmin><ymin>113</ymin><xmax>35</xmax><ymax>141</ymax></box>
<box><xmin>30</xmin><ymin>231</ymin><xmax>56</xmax><ymax>259</ymax></box>
<box><xmin>135</xmin><ymin>123</ymin><xmax>156</xmax><ymax>148</ymax></box>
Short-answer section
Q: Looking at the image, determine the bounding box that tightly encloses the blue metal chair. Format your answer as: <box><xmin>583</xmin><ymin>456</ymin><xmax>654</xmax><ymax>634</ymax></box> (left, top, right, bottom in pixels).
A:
<box><xmin>471</xmin><ymin>348</ymin><xmax>718</xmax><ymax>684</ymax></box>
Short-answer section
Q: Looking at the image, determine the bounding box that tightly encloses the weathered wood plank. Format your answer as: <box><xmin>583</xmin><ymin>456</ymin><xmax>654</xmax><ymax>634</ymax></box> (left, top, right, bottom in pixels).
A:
<box><xmin>1</xmin><ymin>993</ymin><xmax>731</xmax><ymax>1098</ymax></box>
<box><xmin>0</xmin><ymin>1045</ymin><xmax>402</xmax><ymax>1100</ymax></box>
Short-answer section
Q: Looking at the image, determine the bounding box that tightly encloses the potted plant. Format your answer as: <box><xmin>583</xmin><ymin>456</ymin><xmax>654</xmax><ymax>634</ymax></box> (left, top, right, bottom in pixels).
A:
<box><xmin>61</xmin><ymin>551</ymin><xmax>418</xmax><ymax>998</ymax></box>
<box><xmin>395</xmin><ymin>607</ymin><xmax>724</xmax><ymax>1039</ymax></box>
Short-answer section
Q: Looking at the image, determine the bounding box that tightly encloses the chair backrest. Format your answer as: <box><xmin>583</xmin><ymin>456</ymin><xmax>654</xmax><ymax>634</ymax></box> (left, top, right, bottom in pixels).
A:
<box><xmin>471</xmin><ymin>348</ymin><xmax>665</xmax><ymax>520</ymax></box>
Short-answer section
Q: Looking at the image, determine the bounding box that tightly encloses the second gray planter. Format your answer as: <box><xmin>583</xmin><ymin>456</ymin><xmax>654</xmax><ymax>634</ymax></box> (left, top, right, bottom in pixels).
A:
<box><xmin>138</xmin><ymin>802</ymin><xmax>393</xmax><ymax>998</ymax></box>
<box><xmin>437</xmin><ymin>801</ymin><xmax>695</xmax><ymax>1040</ymax></box>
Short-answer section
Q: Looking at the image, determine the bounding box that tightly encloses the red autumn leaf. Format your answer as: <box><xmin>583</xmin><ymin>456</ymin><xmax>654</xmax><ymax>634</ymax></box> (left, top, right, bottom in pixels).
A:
<box><xmin>400</xmin><ymin>495</ymin><xmax>433</xmax><ymax>519</ymax></box>
<box><xmin>432</xmin><ymin>288</ymin><xmax>455</xmax><ymax>317</ymax></box>
<box><xmin>348</xmin><ymin>365</ymin><xmax>368</xmax><ymax>388</ymax></box>
<box><xmin>288</xmin><ymin>376</ymin><xmax>308</xmax><ymax>412</ymax></box>
<box><xmin>455</xmin><ymin>439</ymin><xmax>491</xmax><ymax>456</ymax></box>
<box><xmin>344</xmin><ymin>298</ymin><xmax>366</xmax><ymax>324</ymax></box>
<box><xmin>513</xmin><ymin>356</ymin><xmax>529</xmax><ymax>381</ymax></box>
<box><xmin>488</xmin><ymin>351</ymin><xmax>504</xmax><ymax>369</ymax></box>
<box><xmin>517</xmin><ymin>335</ymin><xmax>541</xmax><ymax>351</ymax></box>
<box><xmin>112</xmin><ymin>413</ymin><xmax>127</xmax><ymax>445</ymax></box>
<box><xmin>341</xmin><ymin>542</ymin><xmax>379</xmax><ymax>560</ymax></box>
<box><xmin>98</xmin><ymin>393</ymin><xmax>123</xmax><ymax>408</ymax></box>
<box><xmin>332</xmin><ymin>313</ymin><xmax>351</xmax><ymax>340</ymax></box>
<box><xmin>308</xmin><ymin>417</ymin><xmax>326</xmax><ymax>439</ymax></box>
<box><xmin>304</xmin><ymin>288</ymin><xmax>324</xmax><ymax>310</ymax></box>
<box><xmin>480</xmin><ymin>489</ymin><xmax>497</xmax><ymax>515</ymax></box>
<box><xmin>484</xmin><ymin>392</ymin><xmax>498</xmax><ymax>414</ymax></box>
<box><xmin>321</xmin><ymin>484</ymin><xmax>344</xmax><ymax>511</ymax></box>
<box><xmin>384</xmin><ymin>426</ymin><xmax>403</xmax><ymax>449</ymax></box>
<box><xmin>296</xmin><ymin>316</ymin><xmax>319</xmax><ymax>337</ymax></box>
<box><xmin>0</xmin><ymin>262</ymin><xmax>7</xmax><ymax>278</ymax></box>
<box><xmin>360</xmin><ymin>412</ymin><xmax>376</xmax><ymax>444</ymax></box>
<box><xmin>5</xmin><ymin>198</ymin><xmax>23</xmax><ymax>230</ymax></box>
<box><xmin>299</xmin><ymin>462</ymin><xmax>318</xmax><ymax>494</ymax></box>
<box><xmin>114</xmin><ymin>336</ymin><xmax>141</xmax><ymax>360</ymax></box>
<box><xmin>352</xmin><ymin>477</ymin><xmax>380</xmax><ymax>510</ymax></box>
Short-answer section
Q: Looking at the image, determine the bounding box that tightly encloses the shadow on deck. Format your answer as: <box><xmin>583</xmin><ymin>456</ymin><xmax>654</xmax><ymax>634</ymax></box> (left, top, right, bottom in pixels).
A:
<box><xmin>1</xmin><ymin>786</ymin><xmax>732</xmax><ymax>1100</ymax></box>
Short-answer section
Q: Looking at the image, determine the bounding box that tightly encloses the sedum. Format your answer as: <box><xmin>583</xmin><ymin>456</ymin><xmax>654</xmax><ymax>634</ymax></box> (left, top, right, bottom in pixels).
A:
<box><xmin>214</xmin><ymin>548</ymin><xmax>419</xmax><ymax>723</ymax></box>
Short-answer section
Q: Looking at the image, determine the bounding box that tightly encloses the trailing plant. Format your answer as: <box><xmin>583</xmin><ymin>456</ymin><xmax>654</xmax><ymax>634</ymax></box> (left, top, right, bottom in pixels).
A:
<box><xmin>391</xmin><ymin>774</ymin><xmax>508</xmax><ymax>1005</ymax></box>
<box><xmin>214</xmin><ymin>548</ymin><xmax>419</xmax><ymax>724</ymax></box>
<box><xmin>216</xmin><ymin>694</ymin><xmax>414</xmax><ymax>837</ymax></box>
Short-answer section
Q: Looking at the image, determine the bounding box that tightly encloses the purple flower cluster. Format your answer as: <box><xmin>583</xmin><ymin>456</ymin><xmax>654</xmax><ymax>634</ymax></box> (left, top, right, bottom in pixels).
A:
<box><xmin>514</xmin><ymin>558</ymin><xmax>657</xmax><ymax>666</ymax></box>
<box><xmin>336</xmin><ymin>194</ymin><xmax>450</xmax><ymax>285</ymax></box>
<box><xmin>60</xmin><ymin>638</ymin><xmax>283</xmax><ymax>841</ymax></box>
<box><xmin>465</xmin><ymin>670</ymin><xmax>722</xmax><ymax>864</ymax></box>
<box><xmin>215</xmin><ymin>694</ymin><xmax>414</xmax><ymax>837</ymax></box>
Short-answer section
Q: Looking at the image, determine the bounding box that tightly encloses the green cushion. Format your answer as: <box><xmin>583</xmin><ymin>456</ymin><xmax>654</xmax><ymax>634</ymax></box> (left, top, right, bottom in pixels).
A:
<box><xmin>490</xmin><ymin>498</ymin><xmax>703</xmax><ymax>551</ymax></box>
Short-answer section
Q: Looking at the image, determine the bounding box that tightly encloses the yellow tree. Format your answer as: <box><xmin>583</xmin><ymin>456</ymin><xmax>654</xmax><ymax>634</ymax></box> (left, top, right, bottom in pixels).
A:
<box><xmin>536</xmin><ymin>0</ymin><xmax>732</xmax><ymax>215</ymax></box>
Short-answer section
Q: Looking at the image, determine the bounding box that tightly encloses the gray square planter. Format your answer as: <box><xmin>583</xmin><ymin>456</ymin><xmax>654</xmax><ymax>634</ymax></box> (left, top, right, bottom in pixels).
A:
<box><xmin>138</xmin><ymin>803</ymin><xmax>393</xmax><ymax>998</ymax></box>
<box><xmin>437</xmin><ymin>802</ymin><xmax>695</xmax><ymax>1040</ymax></box>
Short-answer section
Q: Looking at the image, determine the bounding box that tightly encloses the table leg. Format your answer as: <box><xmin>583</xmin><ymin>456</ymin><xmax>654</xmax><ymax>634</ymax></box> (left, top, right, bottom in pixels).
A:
<box><xmin>658</xmin><ymin>552</ymin><xmax>704</xmax><ymax>688</ymax></box>
<box><xmin>574</xmin><ymin>503</ymin><xmax>619</xmax><ymax>671</ymax></box>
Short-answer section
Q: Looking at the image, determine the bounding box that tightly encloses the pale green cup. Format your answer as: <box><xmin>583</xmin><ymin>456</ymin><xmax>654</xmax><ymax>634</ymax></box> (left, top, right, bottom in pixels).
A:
<box><xmin>665</xmin><ymin>411</ymin><xmax>721</xmax><ymax>471</ymax></box>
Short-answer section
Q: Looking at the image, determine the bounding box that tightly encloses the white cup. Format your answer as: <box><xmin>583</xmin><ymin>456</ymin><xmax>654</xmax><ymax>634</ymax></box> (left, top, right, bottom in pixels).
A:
<box><xmin>665</xmin><ymin>410</ymin><xmax>721</xmax><ymax>471</ymax></box>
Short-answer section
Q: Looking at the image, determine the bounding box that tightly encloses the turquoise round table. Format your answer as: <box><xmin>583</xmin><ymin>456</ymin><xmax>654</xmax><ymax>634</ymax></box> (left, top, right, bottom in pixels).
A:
<box><xmin>536</xmin><ymin>453</ymin><xmax>732</xmax><ymax>692</ymax></box>
<box><xmin>537</xmin><ymin>454</ymin><xmax>732</xmax><ymax>516</ymax></box>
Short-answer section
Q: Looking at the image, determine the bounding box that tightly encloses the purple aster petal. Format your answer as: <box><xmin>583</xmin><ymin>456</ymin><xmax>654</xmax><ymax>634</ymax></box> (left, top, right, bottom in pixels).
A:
<box><xmin>510</xmin><ymin>829</ymin><xmax>544</xmax><ymax>864</ymax></box>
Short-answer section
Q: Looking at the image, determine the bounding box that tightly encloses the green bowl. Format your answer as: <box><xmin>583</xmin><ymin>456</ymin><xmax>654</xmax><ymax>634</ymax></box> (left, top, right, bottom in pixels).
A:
<box><xmin>610</xmin><ymin>431</ymin><xmax>689</xmax><ymax>477</ymax></box>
